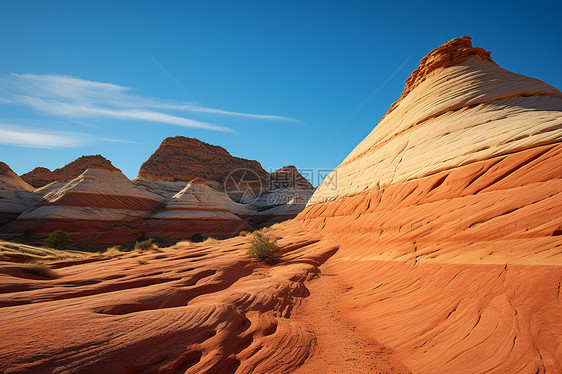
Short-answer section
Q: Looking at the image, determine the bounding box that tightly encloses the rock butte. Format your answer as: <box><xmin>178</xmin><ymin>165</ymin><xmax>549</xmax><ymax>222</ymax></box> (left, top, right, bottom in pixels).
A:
<box><xmin>137</xmin><ymin>136</ymin><xmax>269</xmax><ymax>183</ymax></box>
<box><xmin>20</xmin><ymin>155</ymin><xmax>117</xmax><ymax>188</ymax></box>
<box><xmin>0</xmin><ymin>36</ymin><xmax>560</xmax><ymax>373</ymax></box>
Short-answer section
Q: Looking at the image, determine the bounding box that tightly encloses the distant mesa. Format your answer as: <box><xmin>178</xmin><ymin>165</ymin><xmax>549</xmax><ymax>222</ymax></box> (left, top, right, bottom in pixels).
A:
<box><xmin>137</xmin><ymin>136</ymin><xmax>269</xmax><ymax>183</ymax></box>
<box><xmin>20</xmin><ymin>155</ymin><xmax>118</xmax><ymax>188</ymax></box>
<box><xmin>268</xmin><ymin>165</ymin><xmax>314</xmax><ymax>190</ymax></box>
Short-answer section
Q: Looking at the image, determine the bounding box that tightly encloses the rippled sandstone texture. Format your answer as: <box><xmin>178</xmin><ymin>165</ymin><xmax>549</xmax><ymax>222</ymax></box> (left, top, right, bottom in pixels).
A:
<box><xmin>138</xmin><ymin>136</ymin><xmax>269</xmax><ymax>183</ymax></box>
<box><xmin>0</xmin><ymin>226</ymin><xmax>339</xmax><ymax>373</ymax></box>
<box><xmin>20</xmin><ymin>155</ymin><xmax>117</xmax><ymax>188</ymax></box>
<box><xmin>293</xmin><ymin>36</ymin><xmax>562</xmax><ymax>373</ymax></box>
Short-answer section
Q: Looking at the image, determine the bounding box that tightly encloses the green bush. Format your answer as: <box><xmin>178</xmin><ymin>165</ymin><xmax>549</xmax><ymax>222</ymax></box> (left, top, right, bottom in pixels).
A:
<box><xmin>134</xmin><ymin>238</ymin><xmax>155</xmax><ymax>251</ymax></box>
<box><xmin>43</xmin><ymin>230</ymin><xmax>71</xmax><ymax>250</ymax></box>
<box><xmin>247</xmin><ymin>232</ymin><xmax>281</xmax><ymax>264</ymax></box>
<box><xmin>190</xmin><ymin>233</ymin><xmax>205</xmax><ymax>243</ymax></box>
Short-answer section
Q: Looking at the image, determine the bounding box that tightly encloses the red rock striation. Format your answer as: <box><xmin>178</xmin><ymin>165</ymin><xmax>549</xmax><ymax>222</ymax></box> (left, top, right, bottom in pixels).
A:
<box><xmin>291</xmin><ymin>36</ymin><xmax>562</xmax><ymax>373</ymax></box>
<box><xmin>1</xmin><ymin>168</ymin><xmax>164</xmax><ymax>245</ymax></box>
<box><xmin>138</xmin><ymin>136</ymin><xmax>269</xmax><ymax>183</ymax></box>
<box><xmin>0</xmin><ymin>163</ymin><xmax>40</xmax><ymax>226</ymax></box>
<box><xmin>20</xmin><ymin>155</ymin><xmax>118</xmax><ymax>188</ymax></box>
<box><xmin>145</xmin><ymin>177</ymin><xmax>253</xmax><ymax>239</ymax></box>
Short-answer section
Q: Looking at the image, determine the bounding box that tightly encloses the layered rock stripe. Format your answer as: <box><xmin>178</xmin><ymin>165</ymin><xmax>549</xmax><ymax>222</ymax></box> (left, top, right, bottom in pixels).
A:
<box><xmin>294</xmin><ymin>36</ymin><xmax>562</xmax><ymax>373</ymax></box>
<box><xmin>146</xmin><ymin>177</ymin><xmax>253</xmax><ymax>239</ymax></box>
<box><xmin>20</xmin><ymin>155</ymin><xmax>117</xmax><ymax>188</ymax></box>
<box><xmin>2</xmin><ymin>168</ymin><xmax>164</xmax><ymax>244</ymax></box>
<box><xmin>0</xmin><ymin>162</ymin><xmax>40</xmax><ymax>226</ymax></box>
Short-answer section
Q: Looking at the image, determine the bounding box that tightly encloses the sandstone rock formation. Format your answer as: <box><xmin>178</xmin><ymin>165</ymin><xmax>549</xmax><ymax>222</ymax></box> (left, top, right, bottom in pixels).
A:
<box><xmin>293</xmin><ymin>36</ymin><xmax>562</xmax><ymax>372</ymax></box>
<box><xmin>0</xmin><ymin>163</ymin><xmax>41</xmax><ymax>226</ymax></box>
<box><xmin>20</xmin><ymin>155</ymin><xmax>117</xmax><ymax>188</ymax></box>
<box><xmin>137</xmin><ymin>136</ymin><xmax>269</xmax><ymax>183</ymax></box>
<box><xmin>267</xmin><ymin>165</ymin><xmax>313</xmax><ymax>190</ymax></box>
<box><xmin>250</xmin><ymin>165</ymin><xmax>315</xmax><ymax>225</ymax></box>
<box><xmin>1</xmin><ymin>36</ymin><xmax>560</xmax><ymax>374</ymax></box>
<box><xmin>1</xmin><ymin>167</ymin><xmax>163</xmax><ymax>245</ymax></box>
<box><xmin>146</xmin><ymin>177</ymin><xmax>253</xmax><ymax>239</ymax></box>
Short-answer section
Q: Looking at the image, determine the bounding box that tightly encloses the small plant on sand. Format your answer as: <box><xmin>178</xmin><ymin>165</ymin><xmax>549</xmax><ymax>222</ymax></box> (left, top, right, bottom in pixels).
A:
<box><xmin>134</xmin><ymin>238</ymin><xmax>156</xmax><ymax>251</ymax></box>
<box><xmin>190</xmin><ymin>233</ymin><xmax>205</xmax><ymax>243</ymax></box>
<box><xmin>203</xmin><ymin>237</ymin><xmax>219</xmax><ymax>244</ymax></box>
<box><xmin>104</xmin><ymin>246</ymin><xmax>125</xmax><ymax>256</ymax></box>
<box><xmin>23</xmin><ymin>263</ymin><xmax>57</xmax><ymax>278</ymax></box>
<box><xmin>247</xmin><ymin>232</ymin><xmax>281</xmax><ymax>264</ymax></box>
<box><xmin>238</xmin><ymin>230</ymin><xmax>251</xmax><ymax>237</ymax></box>
<box><xmin>43</xmin><ymin>230</ymin><xmax>71</xmax><ymax>250</ymax></box>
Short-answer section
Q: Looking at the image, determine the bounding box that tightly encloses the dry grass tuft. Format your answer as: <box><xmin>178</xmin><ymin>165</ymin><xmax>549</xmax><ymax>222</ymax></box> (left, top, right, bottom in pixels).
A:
<box><xmin>203</xmin><ymin>237</ymin><xmax>219</xmax><ymax>245</ymax></box>
<box><xmin>23</xmin><ymin>263</ymin><xmax>58</xmax><ymax>278</ymax></box>
<box><xmin>104</xmin><ymin>246</ymin><xmax>126</xmax><ymax>256</ymax></box>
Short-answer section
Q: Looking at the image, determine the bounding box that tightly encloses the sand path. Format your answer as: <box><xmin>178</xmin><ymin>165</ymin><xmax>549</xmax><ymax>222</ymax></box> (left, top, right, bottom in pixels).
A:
<box><xmin>293</xmin><ymin>260</ymin><xmax>410</xmax><ymax>374</ymax></box>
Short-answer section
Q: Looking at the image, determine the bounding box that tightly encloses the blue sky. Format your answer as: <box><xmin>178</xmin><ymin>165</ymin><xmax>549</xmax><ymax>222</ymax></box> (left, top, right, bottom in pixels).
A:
<box><xmin>1</xmin><ymin>0</ymin><xmax>561</xmax><ymax>185</ymax></box>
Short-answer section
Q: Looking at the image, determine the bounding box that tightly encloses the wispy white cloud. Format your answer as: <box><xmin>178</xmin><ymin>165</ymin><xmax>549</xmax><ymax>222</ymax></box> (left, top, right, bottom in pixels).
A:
<box><xmin>0</xmin><ymin>73</ymin><xmax>299</xmax><ymax>131</ymax></box>
<box><xmin>0</xmin><ymin>124</ymin><xmax>137</xmax><ymax>149</ymax></box>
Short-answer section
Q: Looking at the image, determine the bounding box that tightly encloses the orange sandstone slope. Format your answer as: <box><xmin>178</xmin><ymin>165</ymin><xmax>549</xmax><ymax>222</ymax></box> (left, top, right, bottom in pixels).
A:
<box><xmin>0</xmin><ymin>226</ymin><xmax>338</xmax><ymax>373</ymax></box>
<box><xmin>294</xmin><ymin>36</ymin><xmax>562</xmax><ymax>373</ymax></box>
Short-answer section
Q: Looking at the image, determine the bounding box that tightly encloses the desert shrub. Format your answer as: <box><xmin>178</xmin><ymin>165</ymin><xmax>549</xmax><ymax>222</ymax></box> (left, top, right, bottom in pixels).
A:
<box><xmin>247</xmin><ymin>232</ymin><xmax>281</xmax><ymax>264</ymax></box>
<box><xmin>238</xmin><ymin>231</ymin><xmax>251</xmax><ymax>237</ymax></box>
<box><xmin>190</xmin><ymin>233</ymin><xmax>205</xmax><ymax>243</ymax></box>
<box><xmin>134</xmin><ymin>238</ymin><xmax>155</xmax><ymax>251</ymax></box>
<box><xmin>43</xmin><ymin>230</ymin><xmax>71</xmax><ymax>250</ymax></box>
<box><xmin>104</xmin><ymin>246</ymin><xmax>125</xmax><ymax>256</ymax></box>
<box><xmin>23</xmin><ymin>263</ymin><xmax>57</xmax><ymax>278</ymax></box>
<box><xmin>203</xmin><ymin>237</ymin><xmax>219</xmax><ymax>244</ymax></box>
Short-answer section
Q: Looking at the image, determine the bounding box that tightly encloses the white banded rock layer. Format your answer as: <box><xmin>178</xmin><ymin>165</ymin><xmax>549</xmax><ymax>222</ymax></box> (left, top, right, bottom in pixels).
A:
<box><xmin>0</xmin><ymin>162</ymin><xmax>41</xmax><ymax>225</ymax></box>
<box><xmin>312</xmin><ymin>53</ymin><xmax>562</xmax><ymax>202</ymax></box>
<box><xmin>1</xmin><ymin>168</ymin><xmax>163</xmax><ymax>244</ymax></box>
<box><xmin>146</xmin><ymin>178</ymin><xmax>252</xmax><ymax>238</ymax></box>
<box><xmin>294</xmin><ymin>36</ymin><xmax>562</xmax><ymax>373</ymax></box>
